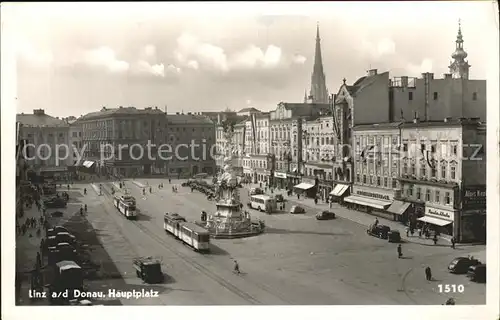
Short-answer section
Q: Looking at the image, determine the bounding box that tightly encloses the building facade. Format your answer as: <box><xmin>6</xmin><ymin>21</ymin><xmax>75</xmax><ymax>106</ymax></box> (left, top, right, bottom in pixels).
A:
<box><xmin>17</xmin><ymin>109</ymin><xmax>71</xmax><ymax>178</ymax></box>
<box><xmin>398</xmin><ymin>118</ymin><xmax>486</xmax><ymax>242</ymax></box>
<box><xmin>79</xmin><ymin>106</ymin><xmax>167</xmax><ymax>177</ymax></box>
<box><xmin>166</xmin><ymin>113</ymin><xmax>216</xmax><ymax>177</ymax></box>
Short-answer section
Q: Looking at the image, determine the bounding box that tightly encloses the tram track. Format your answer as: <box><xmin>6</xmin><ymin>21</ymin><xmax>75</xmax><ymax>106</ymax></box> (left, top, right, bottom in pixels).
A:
<box><xmin>100</xmin><ymin>183</ymin><xmax>262</xmax><ymax>305</ymax></box>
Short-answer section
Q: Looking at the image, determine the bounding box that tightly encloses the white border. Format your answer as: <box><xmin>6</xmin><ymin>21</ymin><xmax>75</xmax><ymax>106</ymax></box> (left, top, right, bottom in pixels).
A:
<box><xmin>2</xmin><ymin>2</ymin><xmax>499</xmax><ymax>320</ymax></box>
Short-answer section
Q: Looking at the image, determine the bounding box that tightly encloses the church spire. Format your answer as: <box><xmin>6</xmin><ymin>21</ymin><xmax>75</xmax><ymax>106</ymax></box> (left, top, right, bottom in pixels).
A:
<box><xmin>449</xmin><ymin>19</ymin><xmax>470</xmax><ymax>79</ymax></box>
<box><xmin>309</xmin><ymin>22</ymin><xmax>329</xmax><ymax>103</ymax></box>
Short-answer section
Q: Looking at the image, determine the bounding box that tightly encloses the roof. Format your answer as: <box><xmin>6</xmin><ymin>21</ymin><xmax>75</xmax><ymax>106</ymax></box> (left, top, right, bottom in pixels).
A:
<box><xmin>353</xmin><ymin>119</ymin><xmax>485</xmax><ymax>131</ymax></box>
<box><xmin>56</xmin><ymin>260</ymin><xmax>81</xmax><ymax>271</ymax></box>
<box><xmin>238</xmin><ymin>107</ymin><xmax>261</xmax><ymax>113</ymax></box>
<box><xmin>181</xmin><ymin>222</ymin><xmax>210</xmax><ymax>234</ymax></box>
<box><xmin>79</xmin><ymin>107</ymin><xmax>165</xmax><ymax>120</ymax></box>
<box><xmin>167</xmin><ymin>114</ymin><xmax>213</xmax><ymax>125</ymax></box>
<box><xmin>344</xmin><ymin>72</ymin><xmax>389</xmax><ymax>96</ymax></box>
<box><xmin>353</xmin><ymin>122</ymin><xmax>403</xmax><ymax>131</ymax></box>
<box><xmin>17</xmin><ymin>114</ymin><xmax>69</xmax><ymax>127</ymax></box>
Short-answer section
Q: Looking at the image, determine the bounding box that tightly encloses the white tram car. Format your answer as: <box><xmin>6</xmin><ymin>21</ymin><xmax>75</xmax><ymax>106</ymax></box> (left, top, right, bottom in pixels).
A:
<box><xmin>163</xmin><ymin>214</ymin><xmax>210</xmax><ymax>252</ymax></box>
<box><xmin>114</xmin><ymin>194</ymin><xmax>137</xmax><ymax>219</ymax></box>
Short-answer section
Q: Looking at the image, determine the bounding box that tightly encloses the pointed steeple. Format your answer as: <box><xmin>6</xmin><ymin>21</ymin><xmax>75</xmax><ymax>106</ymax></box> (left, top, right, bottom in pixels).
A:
<box><xmin>449</xmin><ymin>19</ymin><xmax>470</xmax><ymax>79</ymax></box>
<box><xmin>303</xmin><ymin>89</ymin><xmax>308</xmax><ymax>103</ymax></box>
<box><xmin>309</xmin><ymin>22</ymin><xmax>329</xmax><ymax>104</ymax></box>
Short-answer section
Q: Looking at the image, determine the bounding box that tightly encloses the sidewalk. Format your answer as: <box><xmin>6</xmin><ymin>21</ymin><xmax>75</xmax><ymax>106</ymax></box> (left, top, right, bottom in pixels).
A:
<box><xmin>244</xmin><ymin>183</ymin><xmax>484</xmax><ymax>248</ymax></box>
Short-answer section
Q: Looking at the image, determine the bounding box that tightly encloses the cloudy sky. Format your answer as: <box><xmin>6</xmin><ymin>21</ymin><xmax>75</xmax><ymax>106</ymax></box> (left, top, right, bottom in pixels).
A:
<box><xmin>6</xmin><ymin>2</ymin><xmax>499</xmax><ymax>117</ymax></box>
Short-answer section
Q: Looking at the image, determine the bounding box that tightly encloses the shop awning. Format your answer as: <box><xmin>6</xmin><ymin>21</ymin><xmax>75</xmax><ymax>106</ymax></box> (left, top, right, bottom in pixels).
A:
<box><xmin>343</xmin><ymin>195</ymin><xmax>392</xmax><ymax>210</ymax></box>
<box><xmin>40</xmin><ymin>166</ymin><xmax>68</xmax><ymax>172</ymax></box>
<box><xmin>82</xmin><ymin>161</ymin><xmax>95</xmax><ymax>168</ymax></box>
<box><xmin>386</xmin><ymin>200</ymin><xmax>411</xmax><ymax>215</ymax></box>
<box><xmin>418</xmin><ymin>216</ymin><xmax>452</xmax><ymax>226</ymax></box>
<box><xmin>330</xmin><ymin>184</ymin><xmax>349</xmax><ymax>197</ymax></box>
<box><xmin>294</xmin><ymin>183</ymin><xmax>315</xmax><ymax>190</ymax></box>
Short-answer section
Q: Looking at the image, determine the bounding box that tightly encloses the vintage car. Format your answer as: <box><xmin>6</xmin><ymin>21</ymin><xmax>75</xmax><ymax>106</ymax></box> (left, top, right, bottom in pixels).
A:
<box><xmin>44</xmin><ymin>197</ymin><xmax>67</xmax><ymax>209</ymax></box>
<box><xmin>47</xmin><ymin>226</ymin><xmax>70</xmax><ymax>237</ymax></box>
<box><xmin>290</xmin><ymin>205</ymin><xmax>306</xmax><ymax>214</ymax></box>
<box><xmin>448</xmin><ymin>257</ymin><xmax>481</xmax><ymax>274</ymax></box>
<box><xmin>467</xmin><ymin>264</ymin><xmax>486</xmax><ymax>283</ymax></box>
<box><xmin>388</xmin><ymin>230</ymin><xmax>401</xmax><ymax>243</ymax></box>
<box><xmin>367</xmin><ymin>224</ymin><xmax>391</xmax><ymax>239</ymax></box>
<box><xmin>274</xmin><ymin>194</ymin><xmax>286</xmax><ymax>203</ymax></box>
<box><xmin>315</xmin><ymin>210</ymin><xmax>336</xmax><ymax>220</ymax></box>
<box><xmin>249</xmin><ymin>188</ymin><xmax>264</xmax><ymax>196</ymax></box>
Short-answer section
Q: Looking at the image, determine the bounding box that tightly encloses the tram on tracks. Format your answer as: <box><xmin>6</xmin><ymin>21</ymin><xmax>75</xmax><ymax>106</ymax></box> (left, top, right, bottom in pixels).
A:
<box><xmin>114</xmin><ymin>192</ymin><xmax>137</xmax><ymax>220</ymax></box>
<box><xmin>163</xmin><ymin>213</ymin><xmax>210</xmax><ymax>252</ymax></box>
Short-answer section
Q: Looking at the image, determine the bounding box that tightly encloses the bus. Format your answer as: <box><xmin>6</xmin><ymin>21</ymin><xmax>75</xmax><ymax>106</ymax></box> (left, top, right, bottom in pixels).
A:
<box><xmin>249</xmin><ymin>194</ymin><xmax>277</xmax><ymax>213</ymax></box>
<box><xmin>179</xmin><ymin>222</ymin><xmax>210</xmax><ymax>252</ymax></box>
<box><xmin>114</xmin><ymin>194</ymin><xmax>137</xmax><ymax>219</ymax></box>
<box><xmin>163</xmin><ymin>213</ymin><xmax>186</xmax><ymax>238</ymax></box>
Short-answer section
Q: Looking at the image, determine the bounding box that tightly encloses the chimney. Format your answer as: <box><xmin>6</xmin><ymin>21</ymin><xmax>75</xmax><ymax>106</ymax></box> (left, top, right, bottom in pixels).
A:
<box><xmin>422</xmin><ymin>72</ymin><xmax>434</xmax><ymax>80</ymax></box>
<box><xmin>368</xmin><ymin>69</ymin><xmax>378</xmax><ymax>76</ymax></box>
<box><xmin>187</xmin><ymin>112</ymin><xmax>192</xmax><ymax>115</ymax></box>
<box><xmin>469</xmin><ymin>117</ymin><xmax>480</xmax><ymax>121</ymax></box>
<box><xmin>444</xmin><ymin>73</ymin><xmax>452</xmax><ymax>79</ymax></box>
<box><xmin>155</xmin><ymin>106</ymin><xmax>158</xmax><ymax>110</ymax></box>
<box><xmin>176</xmin><ymin>112</ymin><xmax>180</xmax><ymax>115</ymax></box>
<box><xmin>444</xmin><ymin>117</ymin><xmax>452</xmax><ymax>122</ymax></box>
<box><xmin>33</xmin><ymin>109</ymin><xmax>45</xmax><ymax>115</ymax></box>
<box><xmin>119</xmin><ymin>106</ymin><xmax>123</xmax><ymax>109</ymax></box>
<box><xmin>401</xmin><ymin>76</ymin><xmax>408</xmax><ymax>87</ymax></box>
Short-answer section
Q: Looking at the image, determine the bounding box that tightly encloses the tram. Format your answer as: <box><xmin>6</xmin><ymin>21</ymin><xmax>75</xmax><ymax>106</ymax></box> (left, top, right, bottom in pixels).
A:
<box><xmin>114</xmin><ymin>193</ymin><xmax>137</xmax><ymax>219</ymax></box>
<box><xmin>179</xmin><ymin>222</ymin><xmax>210</xmax><ymax>252</ymax></box>
<box><xmin>163</xmin><ymin>213</ymin><xmax>186</xmax><ymax>238</ymax></box>
<box><xmin>163</xmin><ymin>214</ymin><xmax>210</xmax><ymax>252</ymax></box>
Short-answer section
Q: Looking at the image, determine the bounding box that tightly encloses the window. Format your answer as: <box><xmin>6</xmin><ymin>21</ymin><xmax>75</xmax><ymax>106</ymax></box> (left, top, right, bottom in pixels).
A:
<box><xmin>445</xmin><ymin>192</ymin><xmax>451</xmax><ymax>205</ymax></box>
<box><xmin>363</xmin><ymin>175</ymin><xmax>366</xmax><ymax>183</ymax></box>
<box><xmin>377</xmin><ymin>177</ymin><xmax>381</xmax><ymax>186</ymax></box>
<box><xmin>451</xmin><ymin>166</ymin><xmax>456</xmax><ymax>179</ymax></box>
<box><xmin>421</xmin><ymin>165</ymin><xmax>426</xmax><ymax>177</ymax></box>
<box><xmin>370</xmin><ymin>176</ymin><xmax>374</xmax><ymax>184</ymax></box>
<box><xmin>421</xmin><ymin>143</ymin><xmax>426</xmax><ymax>151</ymax></box>
<box><xmin>425</xmin><ymin>189</ymin><xmax>431</xmax><ymax>201</ymax></box>
<box><xmin>408</xmin><ymin>187</ymin><xmax>413</xmax><ymax>196</ymax></box>
<box><xmin>403</xmin><ymin>162</ymin><xmax>408</xmax><ymax>174</ymax></box>
<box><xmin>452</xmin><ymin>145</ymin><xmax>457</xmax><ymax>155</ymax></box>
<box><xmin>403</xmin><ymin>143</ymin><xmax>408</xmax><ymax>152</ymax></box>
<box><xmin>357</xmin><ymin>174</ymin><xmax>360</xmax><ymax>183</ymax></box>
<box><xmin>392</xmin><ymin>179</ymin><xmax>397</xmax><ymax>189</ymax></box>
<box><xmin>411</xmin><ymin>163</ymin><xmax>416</xmax><ymax>175</ymax></box>
<box><xmin>441</xmin><ymin>164</ymin><xmax>446</xmax><ymax>179</ymax></box>
<box><xmin>416</xmin><ymin>187</ymin><xmax>421</xmax><ymax>200</ymax></box>
<box><xmin>409</xmin><ymin>92</ymin><xmax>413</xmax><ymax>101</ymax></box>
<box><xmin>72</xmin><ymin>132</ymin><xmax>77</xmax><ymax>137</ymax></box>
<box><xmin>435</xmin><ymin>190</ymin><xmax>440</xmax><ymax>203</ymax></box>
<box><xmin>472</xmin><ymin>92</ymin><xmax>477</xmax><ymax>100</ymax></box>
<box><xmin>384</xmin><ymin>177</ymin><xmax>388</xmax><ymax>187</ymax></box>
<box><xmin>431</xmin><ymin>167</ymin><xmax>436</xmax><ymax>178</ymax></box>
<box><xmin>433</xmin><ymin>92</ymin><xmax>438</xmax><ymax>100</ymax></box>
<box><xmin>431</xmin><ymin>144</ymin><xmax>436</xmax><ymax>153</ymax></box>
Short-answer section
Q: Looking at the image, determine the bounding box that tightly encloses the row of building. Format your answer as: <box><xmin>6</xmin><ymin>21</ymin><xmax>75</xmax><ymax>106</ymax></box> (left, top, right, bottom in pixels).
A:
<box><xmin>213</xmin><ymin>23</ymin><xmax>486</xmax><ymax>243</ymax></box>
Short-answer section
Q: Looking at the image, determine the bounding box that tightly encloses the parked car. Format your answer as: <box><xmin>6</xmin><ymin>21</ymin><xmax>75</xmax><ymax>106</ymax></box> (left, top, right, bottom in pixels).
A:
<box><xmin>290</xmin><ymin>205</ymin><xmax>305</xmax><ymax>214</ymax></box>
<box><xmin>448</xmin><ymin>257</ymin><xmax>481</xmax><ymax>274</ymax></box>
<box><xmin>316</xmin><ymin>210</ymin><xmax>336</xmax><ymax>220</ymax></box>
<box><xmin>274</xmin><ymin>194</ymin><xmax>285</xmax><ymax>203</ymax></box>
<box><xmin>47</xmin><ymin>226</ymin><xmax>70</xmax><ymax>237</ymax></box>
<box><xmin>44</xmin><ymin>197</ymin><xmax>67</xmax><ymax>208</ymax></box>
<box><xmin>249</xmin><ymin>188</ymin><xmax>264</xmax><ymax>196</ymax></box>
<box><xmin>54</xmin><ymin>232</ymin><xmax>77</xmax><ymax>245</ymax></box>
<box><xmin>467</xmin><ymin>264</ymin><xmax>486</xmax><ymax>283</ymax></box>
<box><xmin>367</xmin><ymin>224</ymin><xmax>391</xmax><ymax>239</ymax></box>
<box><xmin>388</xmin><ymin>230</ymin><xmax>401</xmax><ymax>243</ymax></box>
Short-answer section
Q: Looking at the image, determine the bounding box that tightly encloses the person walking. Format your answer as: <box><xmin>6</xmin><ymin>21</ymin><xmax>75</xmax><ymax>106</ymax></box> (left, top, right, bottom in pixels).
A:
<box><xmin>233</xmin><ymin>260</ymin><xmax>240</xmax><ymax>274</ymax></box>
<box><xmin>451</xmin><ymin>236</ymin><xmax>456</xmax><ymax>249</ymax></box>
<box><xmin>433</xmin><ymin>233</ymin><xmax>438</xmax><ymax>245</ymax></box>
<box><xmin>425</xmin><ymin>266</ymin><xmax>432</xmax><ymax>281</ymax></box>
<box><xmin>397</xmin><ymin>244</ymin><xmax>403</xmax><ymax>259</ymax></box>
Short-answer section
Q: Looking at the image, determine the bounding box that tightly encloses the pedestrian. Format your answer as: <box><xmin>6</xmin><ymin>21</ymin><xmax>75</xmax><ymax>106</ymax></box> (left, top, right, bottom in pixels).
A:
<box><xmin>297</xmin><ymin>194</ymin><xmax>300</xmax><ymax>200</ymax></box>
<box><xmin>314</xmin><ymin>197</ymin><xmax>318</xmax><ymax>205</ymax></box>
<box><xmin>397</xmin><ymin>244</ymin><xmax>402</xmax><ymax>259</ymax></box>
<box><xmin>451</xmin><ymin>237</ymin><xmax>456</xmax><ymax>249</ymax></box>
<box><xmin>374</xmin><ymin>218</ymin><xmax>379</xmax><ymax>226</ymax></box>
<box><xmin>425</xmin><ymin>266</ymin><xmax>432</xmax><ymax>281</ymax></box>
<box><xmin>433</xmin><ymin>234</ymin><xmax>438</xmax><ymax>245</ymax></box>
<box><xmin>233</xmin><ymin>260</ymin><xmax>240</xmax><ymax>274</ymax></box>
<box><xmin>406</xmin><ymin>227</ymin><xmax>410</xmax><ymax>237</ymax></box>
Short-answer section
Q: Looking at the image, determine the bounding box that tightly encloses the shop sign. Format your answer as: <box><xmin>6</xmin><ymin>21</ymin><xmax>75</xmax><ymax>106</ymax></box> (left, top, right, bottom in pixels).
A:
<box><xmin>425</xmin><ymin>206</ymin><xmax>455</xmax><ymax>221</ymax></box>
<box><xmin>274</xmin><ymin>172</ymin><xmax>287</xmax><ymax>179</ymax></box>
<box><xmin>462</xmin><ymin>186</ymin><xmax>486</xmax><ymax>209</ymax></box>
<box><xmin>353</xmin><ymin>187</ymin><xmax>391</xmax><ymax>201</ymax></box>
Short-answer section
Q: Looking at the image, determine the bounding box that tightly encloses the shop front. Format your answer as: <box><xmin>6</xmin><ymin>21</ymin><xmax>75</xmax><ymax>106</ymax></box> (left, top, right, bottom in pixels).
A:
<box><xmin>343</xmin><ymin>185</ymin><xmax>394</xmax><ymax>219</ymax></box>
<box><xmin>329</xmin><ymin>183</ymin><xmax>350</xmax><ymax>204</ymax></box>
<box><xmin>293</xmin><ymin>182</ymin><xmax>316</xmax><ymax>198</ymax></box>
<box><xmin>418</xmin><ymin>206</ymin><xmax>456</xmax><ymax>239</ymax></box>
<box><xmin>460</xmin><ymin>185</ymin><xmax>486</xmax><ymax>243</ymax></box>
<box><xmin>274</xmin><ymin>171</ymin><xmax>287</xmax><ymax>189</ymax></box>
<box><xmin>386</xmin><ymin>200</ymin><xmax>412</xmax><ymax>223</ymax></box>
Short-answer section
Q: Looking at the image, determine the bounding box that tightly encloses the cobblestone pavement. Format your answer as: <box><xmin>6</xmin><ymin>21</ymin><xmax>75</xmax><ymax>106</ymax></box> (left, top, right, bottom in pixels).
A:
<box><xmin>111</xmin><ymin>178</ymin><xmax>486</xmax><ymax>305</ymax></box>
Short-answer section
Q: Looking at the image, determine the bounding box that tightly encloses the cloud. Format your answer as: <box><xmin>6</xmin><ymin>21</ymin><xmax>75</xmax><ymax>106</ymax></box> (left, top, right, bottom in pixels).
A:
<box><xmin>360</xmin><ymin>38</ymin><xmax>397</xmax><ymax>59</ymax></box>
<box><xmin>377</xmin><ymin>38</ymin><xmax>396</xmax><ymax>56</ymax></box>
<box><xmin>406</xmin><ymin>58</ymin><xmax>433</xmax><ymax>76</ymax></box>
<box><xmin>292</xmin><ymin>54</ymin><xmax>307</xmax><ymax>64</ymax></box>
<box><xmin>82</xmin><ymin>46</ymin><xmax>129</xmax><ymax>73</ymax></box>
<box><xmin>141</xmin><ymin>44</ymin><xmax>157</xmax><ymax>60</ymax></box>
<box><xmin>16</xmin><ymin>39</ymin><xmax>53</xmax><ymax>66</ymax></box>
<box><xmin>135</xmin><ymin>60</ymin><xmax>181</xmax><ymax>78</ymax></box>
<box><xmin>174</xmin><ymin>32</ymin><xmax>305</xmax><ymax>72</ymax></box>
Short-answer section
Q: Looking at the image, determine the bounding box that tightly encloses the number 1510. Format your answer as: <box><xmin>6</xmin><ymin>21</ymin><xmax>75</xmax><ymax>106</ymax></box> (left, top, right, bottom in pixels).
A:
<box><xmin>438</xmin><ymin>284</ymin><xmax>465</xmax><ymax>293</ymax></box>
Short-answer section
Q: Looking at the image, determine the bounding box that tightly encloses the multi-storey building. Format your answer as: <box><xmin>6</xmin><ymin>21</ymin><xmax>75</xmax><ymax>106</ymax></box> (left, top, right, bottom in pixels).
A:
<box><xmin>348</xmin><ymin>122</ymin><xmax>403</xmax><ymax>221</ymax></box>
<box><xmin>268</xmin><ymin>102</ymin><xmax>330</xmax><ymax>191</ymax></box>
<box><xmin>389</xmin><ymin>23</ymin><xmax>485</xmax><ymax>121</ymax></box>
<box><xmin>166</xmin><ymin>112</ymin><xmax>216</xmax><ymax>177</ymax></box>
<box><xmin>398</xmin><ymin>118</ymin><xmax>486</xmax><ymax>242</ymax></box>
<box><xmin>17</xmin><ymin>109</ymin><xmax>71</xmax><ymax>179</ymax></box>
<box><xmin>242</xmin><ymin>112</ymin><xmax>271</xmax><ymax>183</ymax></box>
<box><xmin>302</xmin><ymin>114</ymin><xmax>336</xmax><ymax>199</ymax></box>
<box><xmin>79</xmin><ymin>106</ymin><xmax>167</xmax><ymax>177</ymax></box>
<box><xmin>215</xmin><ymin>115</ymin><xmax>246</xmax><ymax>176</ymax></box>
